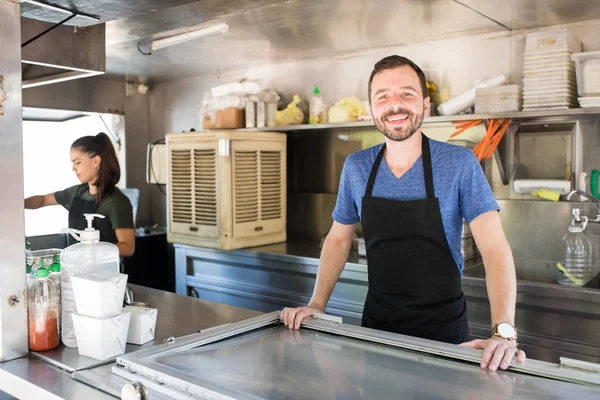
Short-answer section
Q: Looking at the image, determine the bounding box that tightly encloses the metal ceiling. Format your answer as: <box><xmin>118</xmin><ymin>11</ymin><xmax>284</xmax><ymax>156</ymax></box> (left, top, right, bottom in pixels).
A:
<box><xmin>20</xmin><ymin>0</ymin><xmax>600</xmax><ymax>82</ymax></box>
<box><xmin>105</xmin><ymin>0</ymin><xmax>503</xmax><ymax>81</ymax></box>
<box><xmin>19</xmin><ymin>0</ymin><xmax>201</xmax><ymax>26</ymax></box>
<box><xmin>456</xmin><ymin>0</ymin><xmax>600</xmax><ymax>30</ymax></box>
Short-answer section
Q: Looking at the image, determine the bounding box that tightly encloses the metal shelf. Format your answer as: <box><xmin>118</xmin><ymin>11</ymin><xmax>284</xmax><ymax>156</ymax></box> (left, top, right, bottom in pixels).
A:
<box><xmin>237</xmin><ymin>108</ymin><xmax>600</xmax><ymax>133</ymax></box>
<box><xmin>239</xmin><ymin>120</ymin><xmax>375</xmax><ymax>132</ymax></box>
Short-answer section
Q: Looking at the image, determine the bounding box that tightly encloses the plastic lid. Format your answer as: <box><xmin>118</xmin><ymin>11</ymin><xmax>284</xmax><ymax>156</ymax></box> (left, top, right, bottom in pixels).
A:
<box><xmin>26</xmin><ymin>264</ymin><xmax>32</xmax><ymax>274</ymax></box>
<box><xmin>313</xmin><ymin>86</ymin><xmax>320</xmax><ymax>95</ymax></box>
<box><xmin>35</xmin><ymin>267</ymin><xmax>49</xmax><ymax>278</ymax></box>
<box><xmin>49</xmin><ymin>263</ymin><xmax>60</xmax><ymax>273</ymax></box>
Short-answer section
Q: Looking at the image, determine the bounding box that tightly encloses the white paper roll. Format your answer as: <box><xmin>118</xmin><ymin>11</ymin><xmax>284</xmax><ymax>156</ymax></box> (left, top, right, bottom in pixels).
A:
<box><xmin>437</xmin><ymin>75</ymin><xmax>507</xmax><ymax>116</ymax></box>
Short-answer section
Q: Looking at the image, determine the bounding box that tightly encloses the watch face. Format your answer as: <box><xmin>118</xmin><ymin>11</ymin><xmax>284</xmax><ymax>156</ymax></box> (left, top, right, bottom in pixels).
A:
<box><xmin>498</xmin><ymin>323</ymin><xmax>515</xmax><ymax>338</ymax></box>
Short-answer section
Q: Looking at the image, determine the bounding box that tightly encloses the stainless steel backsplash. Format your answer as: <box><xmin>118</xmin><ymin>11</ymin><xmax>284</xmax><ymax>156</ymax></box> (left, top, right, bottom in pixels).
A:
<box><xmin>286</xmin><ymin>124</ymin><xmax>600</xmax><ymax>263</ymax></box>
<box><xmin>497</xmin><ymin>200</ymin><xmax>600</xmax><ymax>263</ymax></box>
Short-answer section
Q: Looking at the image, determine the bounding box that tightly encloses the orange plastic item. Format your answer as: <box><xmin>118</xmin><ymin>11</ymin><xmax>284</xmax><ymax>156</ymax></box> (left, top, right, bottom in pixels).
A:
<box><xmin>451</xmin><ymin>118</ymin><xmax>512</xmax><ymax>161</ymax></box>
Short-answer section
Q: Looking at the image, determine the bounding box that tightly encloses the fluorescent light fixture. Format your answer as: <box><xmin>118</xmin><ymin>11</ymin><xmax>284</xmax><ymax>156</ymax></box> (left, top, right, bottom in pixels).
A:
<box><xmin>151</xmin><ymin>23</ymin><xmax>229</xmax><ymax>51</ymax></box>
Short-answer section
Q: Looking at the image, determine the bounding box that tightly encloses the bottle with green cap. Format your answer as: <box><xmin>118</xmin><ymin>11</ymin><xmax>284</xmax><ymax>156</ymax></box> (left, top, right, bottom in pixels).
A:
<box><xmin>309</xmin><ymin>85</ymin><xmax>324</xmax><ymax>124</ymax></box>
<box><xmin>28</xmin><ymin>264</ymin><xmax>60</xmax><ymax>351</ymax></box>
<box><xmin>25</xmin><ymin>239</ymin><xmax>33</xmax><ymax>287</ymax></box>
<box><xmin>26</xmin><ymin>261</ymin><xmax>33</xmax><ymax>289</ymax></box>
<box><xmin>48</xmin><ymin>254</ymin><xmax>62</xmax><ymax>334</ymax></box>
<box><xmin>49</xmin><ymin>253</ymin><xmax>61</xmax><ymax>294</ymax></box>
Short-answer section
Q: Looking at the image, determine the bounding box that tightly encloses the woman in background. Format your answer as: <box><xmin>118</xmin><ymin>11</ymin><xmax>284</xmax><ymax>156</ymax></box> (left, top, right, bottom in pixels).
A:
<box><xmin>25</xmin><ymin>132</ymin><xmax>135</xmax><ymax>257</ymax></box>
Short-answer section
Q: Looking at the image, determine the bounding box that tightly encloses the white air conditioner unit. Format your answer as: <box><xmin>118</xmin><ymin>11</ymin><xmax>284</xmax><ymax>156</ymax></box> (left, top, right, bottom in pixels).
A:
<box><xmin>166</xmin><ymin>131</ymin><xmax>287</xmax><ymax>250</ymax></box>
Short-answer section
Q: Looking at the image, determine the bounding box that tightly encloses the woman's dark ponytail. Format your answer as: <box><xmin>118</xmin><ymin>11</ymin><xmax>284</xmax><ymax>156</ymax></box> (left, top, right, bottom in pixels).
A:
<box><xmin>71</xmin><ymin>132</ymin><xmax>120</xmax><ymax>203</ymax></box>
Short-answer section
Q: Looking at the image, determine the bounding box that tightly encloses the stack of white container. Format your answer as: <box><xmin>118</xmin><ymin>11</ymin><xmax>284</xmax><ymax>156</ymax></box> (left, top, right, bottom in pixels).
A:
<box><xmin>522</xmin><ymin>29</ymin><xmax>582</xmax><ymax>111</ymax></box>
<box><xmin>70</xmin><ymin>271</ymin><xmax>131</xmax><ymax>360</ymax></box>
<box><xmin>572</xmin><ymin>51</ymin><xmax>600</xmax><ymax>108</ymax></box>
<box><xmin>461</xmin><ymin>220</ymin><xmax>478</xmax><ymax>261</ymax></box>
<box><xmin>475</xmin><ymin>85</ymin><xmax>521</xmax><ymax>114</ymax></box>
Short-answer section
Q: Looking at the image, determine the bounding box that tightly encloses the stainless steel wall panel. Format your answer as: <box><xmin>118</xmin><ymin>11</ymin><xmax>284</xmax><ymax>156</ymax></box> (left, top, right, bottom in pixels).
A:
<box><xmin>0</xmin><ymin>0</ymin><xmax>28</xmax><ymax>362</ymax></box>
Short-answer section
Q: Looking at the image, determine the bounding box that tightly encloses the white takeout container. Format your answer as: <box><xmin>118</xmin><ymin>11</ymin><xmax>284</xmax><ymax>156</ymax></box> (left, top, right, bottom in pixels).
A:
<box><xmin>71</xmin><ymin>271</ymin><xmax>128</xmax><ymax>319</ymax></box>
<box><xmin>124</xmin><ymin>305</ymin><xmax>159</xmax><ymax>345</ymax></box>
<box><xmin>71</xmin><ymin>312</ymin><xmax>131</xmax><ymax>360</ymax></box>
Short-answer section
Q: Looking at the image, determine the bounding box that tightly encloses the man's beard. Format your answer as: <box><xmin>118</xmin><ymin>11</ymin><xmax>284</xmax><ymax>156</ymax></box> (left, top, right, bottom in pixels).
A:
<box><xmin>374</xmin><ymin>107</ymin><xmax>424</xmax><ymax>142</ymax></box>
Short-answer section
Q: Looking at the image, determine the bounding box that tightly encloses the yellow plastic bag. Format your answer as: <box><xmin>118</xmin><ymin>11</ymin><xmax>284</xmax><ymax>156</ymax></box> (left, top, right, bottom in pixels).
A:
<box><xmin>328</xmin><ymin>96</ymin><xmax>366</xmax><ymax>123</ymax></box>
<box><xmin>275</xmin><ymin>95</ymin><xmax>304</xmax><ymax>126</ymax></box>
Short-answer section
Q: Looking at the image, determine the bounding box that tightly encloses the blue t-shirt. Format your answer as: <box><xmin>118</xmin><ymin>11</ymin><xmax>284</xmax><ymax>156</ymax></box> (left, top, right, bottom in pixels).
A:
<box><xmin>333</xmin><ymin>138</ymin><xmax>500</xmax><ymax>271</ymax></box>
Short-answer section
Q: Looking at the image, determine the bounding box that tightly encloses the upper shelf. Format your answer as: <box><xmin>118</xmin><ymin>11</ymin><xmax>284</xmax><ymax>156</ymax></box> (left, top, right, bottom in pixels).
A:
<box><xmin>240</xmin><ymin>108</ymin><xmax>600</xmax><ymax>132</ymax></box>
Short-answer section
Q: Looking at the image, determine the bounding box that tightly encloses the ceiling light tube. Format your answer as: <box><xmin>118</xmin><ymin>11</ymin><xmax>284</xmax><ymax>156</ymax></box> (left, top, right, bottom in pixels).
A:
<box><xmin>150</xmin><ymin>23</ymin><xmax>229</xmax><ymax>51</ymax></box>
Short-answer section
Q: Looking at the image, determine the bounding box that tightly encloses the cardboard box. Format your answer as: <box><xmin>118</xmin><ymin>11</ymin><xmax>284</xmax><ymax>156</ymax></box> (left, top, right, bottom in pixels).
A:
<box><xmin>72</xmin><ymin>312</ymin><xmax>131</xmax><ymax>360</ymax></box>
<box><xmin>71</xmin><ymin>271</ymin><xmax>128</xmax><ymax>319</ymax></box>
<box><xmin>203</xmin><ymin>108</ymin><xmax>245</xmax><ymax>129</ymax></box>
<box><xmin>124</xmin><ymin>305</ymin><xmax>158</xmax><ymax>345</ymax></box>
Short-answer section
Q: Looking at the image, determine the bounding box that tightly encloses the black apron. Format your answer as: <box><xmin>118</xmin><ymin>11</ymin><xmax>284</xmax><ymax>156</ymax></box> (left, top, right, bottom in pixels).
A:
<box><xmin>68</xmin><ymin>194</ymin><xmax>118</xmax><ymax>246</ymax></box>
<box><xmin>360</xmin><ymin>134</ymin><xmax>468</xmax><ymax>344</ymax></box>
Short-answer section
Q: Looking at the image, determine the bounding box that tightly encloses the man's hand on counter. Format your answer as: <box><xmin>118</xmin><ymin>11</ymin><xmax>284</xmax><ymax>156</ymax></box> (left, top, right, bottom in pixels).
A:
<box><xmin>281</xmin><ymin>305</ymin><xmax>325</xmax><ymax>330</ymax></box>
<box><xmin>460</xmin><ymin>337</ymin><xmax>526</xmax><ymax>371</ymax></box>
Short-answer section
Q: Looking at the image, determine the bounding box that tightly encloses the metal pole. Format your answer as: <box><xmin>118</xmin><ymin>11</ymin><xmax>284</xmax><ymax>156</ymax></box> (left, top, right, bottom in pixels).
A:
<box><xmin>0</xmin><ymin>0</ymin><xmax>28</xmax><ymax>361</ymax></box>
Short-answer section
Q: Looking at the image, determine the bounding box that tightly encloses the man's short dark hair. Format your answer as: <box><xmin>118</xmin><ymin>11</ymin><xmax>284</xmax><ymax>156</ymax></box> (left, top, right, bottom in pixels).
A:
<box><xmin>368</xmin><ymin>55</ymin><xmax>428</xmax><ymax>103</ymax></box>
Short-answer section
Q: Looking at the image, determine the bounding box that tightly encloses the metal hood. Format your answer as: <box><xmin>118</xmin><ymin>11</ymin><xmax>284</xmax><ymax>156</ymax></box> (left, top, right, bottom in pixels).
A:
<box><xmin>19</xmin><ymin>0</ymin><xmax>200</xmax><ymax>88</ymax></box>
<box><xmin>21</xmin><ymin>16</ymin><xmax>106</xmax><ymax>88</ymax></box>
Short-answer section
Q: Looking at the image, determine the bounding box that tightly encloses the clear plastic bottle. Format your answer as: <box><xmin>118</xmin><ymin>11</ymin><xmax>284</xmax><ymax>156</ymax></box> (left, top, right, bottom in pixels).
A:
<box><xmin>60</xmin><ymin>213</ymin><xmax>120</xmax><ymax>348</ymax></box>
<box><xmin>560</xmin><ymin>216</ymin><xmax>593</xmax><ymax>286</ymax></box>
<box><xmin>28</xmin><ymin>267</ymin><xmax>60</xmax><ymax>351</ymax></box>
<box><xmin>26</xmin><ymin>260</ymin><xmax>33</xmax><ymax>289</ymax></box>
<box><xmin>49</xmin><ymin>253</ymin><xmax>62</xmax><ymax>333</ymax></box>
<box><xmin>25</xmin><ymin>239</ymin><xmax>34</xmax><ymax>289</ymax></box>
<box><xmin>49</xmin><ymin>253</ymin><xmax>61</xmax><ymax>292</ymax></box>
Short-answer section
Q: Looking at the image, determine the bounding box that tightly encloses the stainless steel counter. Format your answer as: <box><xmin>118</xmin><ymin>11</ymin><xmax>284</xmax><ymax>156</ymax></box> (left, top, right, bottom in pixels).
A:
<box><xmin>175</xmin><ymin>240</ymin><xmax>600</xmax><ymax>365</ymax></box>
<box><xmin>0</xmin><ymin>284</ymin><xmax>262</xmax><ymax>399</ymax></box>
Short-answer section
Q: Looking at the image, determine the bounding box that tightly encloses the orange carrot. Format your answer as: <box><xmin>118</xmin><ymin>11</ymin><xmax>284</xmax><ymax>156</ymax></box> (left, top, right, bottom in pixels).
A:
<box><xmin>482</xmin><ymin>119</ymin><xmax>512</xmax><ymax>159</ymax></box>
<box><xmin>449</xmin><ymin>120</ymin><xmax>482</xmax><ymax>138</ymax></box>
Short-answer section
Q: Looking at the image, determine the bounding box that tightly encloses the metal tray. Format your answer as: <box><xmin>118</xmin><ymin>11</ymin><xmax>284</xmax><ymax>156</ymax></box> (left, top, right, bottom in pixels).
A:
<box><xmin>112</xmin><ymin>312</ymin><xmax>600</xmax><ymax>400</ymax></box>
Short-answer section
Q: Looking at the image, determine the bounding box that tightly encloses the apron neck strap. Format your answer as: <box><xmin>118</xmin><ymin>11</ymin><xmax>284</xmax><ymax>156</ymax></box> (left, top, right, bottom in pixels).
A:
<box><xmin>421</xmin><ymin>133</ymin><xmax>435</xmax><ymax>198</ymax></box>
<box><xmin>365</xmin><ymin>133</ymin><xmax>435</xmax><ymax>198</ymax></box>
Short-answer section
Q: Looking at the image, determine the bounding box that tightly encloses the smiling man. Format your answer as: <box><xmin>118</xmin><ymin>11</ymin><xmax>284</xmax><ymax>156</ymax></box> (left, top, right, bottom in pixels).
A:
<box><xmin>283</xmin><ymin>55</ymin><xmax>526</xmax><ymax>371</ymax></box>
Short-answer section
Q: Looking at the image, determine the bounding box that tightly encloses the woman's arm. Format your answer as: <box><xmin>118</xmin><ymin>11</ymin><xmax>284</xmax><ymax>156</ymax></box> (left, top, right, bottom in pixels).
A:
<box><xmin>25</xmin><ymin>193</ymin><xmax>57</xmax><ymax>209</ymax></box>
<box><xmin>114</xmin><ymin>228</ymin><xmax>136</xmax><ymax>257</ymax></box>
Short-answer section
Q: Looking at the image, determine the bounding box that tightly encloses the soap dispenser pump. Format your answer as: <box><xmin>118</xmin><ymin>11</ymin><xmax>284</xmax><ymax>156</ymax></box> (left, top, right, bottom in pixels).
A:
<box><xmin>62</xmin><ymin>213</ymin><xmax>104</xmax><ymax>244</ymax></box>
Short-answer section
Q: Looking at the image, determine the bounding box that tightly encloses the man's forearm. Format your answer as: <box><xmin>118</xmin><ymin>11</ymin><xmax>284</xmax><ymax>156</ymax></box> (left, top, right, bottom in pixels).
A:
<box><xmin>483</xmin><ymin>247</ymin><xmax>517</xmax><ymax>327</ymax></box>
<box><xmin>309</xmin><ymin>235</ymin><xmax>352</xmax><ymax>310</ymax></box>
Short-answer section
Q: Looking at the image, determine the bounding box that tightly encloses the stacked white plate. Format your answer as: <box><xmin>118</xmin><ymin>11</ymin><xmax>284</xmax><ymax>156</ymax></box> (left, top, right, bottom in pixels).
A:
<box><xmin>461</xmin><ymin>221</ymin><xmax>478</xmax><ymax>261</ymax></box>
<box><xmin>572</xmin><ymin>51</ymin><xmax>600</xmax><ymax>108</ymax></box>
<box><xmin>577</xmin><ymin>96</ymin><xmax>600</xmax><ymax>108</ymax></box>
<box><xmin>522</xmin><ymin>29</ymin><xmax>582</xmax><ymax>111</ymax></box>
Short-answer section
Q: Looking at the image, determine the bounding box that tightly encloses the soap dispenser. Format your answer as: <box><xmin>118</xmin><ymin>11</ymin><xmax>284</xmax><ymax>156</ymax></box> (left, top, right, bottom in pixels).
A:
<box><xmin>59</xmin><ymin>213</ymin><xmax>120</xmax><ymax>348</ymax></box>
